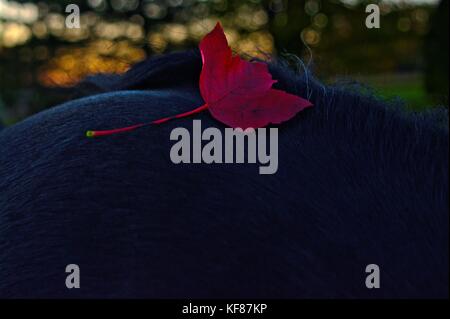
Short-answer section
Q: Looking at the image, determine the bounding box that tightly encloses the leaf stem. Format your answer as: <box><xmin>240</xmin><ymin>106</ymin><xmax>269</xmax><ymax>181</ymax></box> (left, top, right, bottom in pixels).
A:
<box><xmin>86</xmin><ymin>103</ymin><xmax>208</xmax><ymax>137</ymax></box>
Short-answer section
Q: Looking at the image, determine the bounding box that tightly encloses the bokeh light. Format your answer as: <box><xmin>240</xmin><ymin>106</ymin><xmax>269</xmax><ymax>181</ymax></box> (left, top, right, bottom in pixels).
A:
<box><xmin>0</xmin><ymin>0</ymin><xmax>447</xmax><ymax>124</ymax></box>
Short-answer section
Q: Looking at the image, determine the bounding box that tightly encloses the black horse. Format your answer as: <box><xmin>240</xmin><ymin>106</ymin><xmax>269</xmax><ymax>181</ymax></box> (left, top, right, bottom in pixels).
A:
<box><xmin>0</xmin><ymin>51</ymin><xmax>448</xmax><ymax>298</ymax></box>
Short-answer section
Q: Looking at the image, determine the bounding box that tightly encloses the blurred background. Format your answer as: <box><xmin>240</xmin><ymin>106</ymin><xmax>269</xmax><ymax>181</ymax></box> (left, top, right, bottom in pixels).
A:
<box><xmin>0</xmin><ymin>0</ymin><xmax>448</xmax><ymax>125</ymax></box>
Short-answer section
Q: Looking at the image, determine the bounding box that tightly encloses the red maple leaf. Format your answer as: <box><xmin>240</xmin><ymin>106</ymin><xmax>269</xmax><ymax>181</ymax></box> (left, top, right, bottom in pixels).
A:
<box><xmin>87</xmin><ymin>22</ymin><xmax>312</xmax><ymax>137</ymax></box>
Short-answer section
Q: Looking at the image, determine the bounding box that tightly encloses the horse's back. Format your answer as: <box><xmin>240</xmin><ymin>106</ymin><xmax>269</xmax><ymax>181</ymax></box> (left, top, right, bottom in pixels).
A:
<box><xmin>0</xmin><ymin>52</ymin><xmax>448</xmax><ymax>298</ymax></box>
